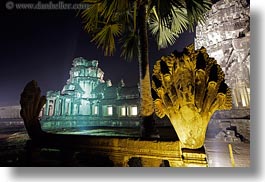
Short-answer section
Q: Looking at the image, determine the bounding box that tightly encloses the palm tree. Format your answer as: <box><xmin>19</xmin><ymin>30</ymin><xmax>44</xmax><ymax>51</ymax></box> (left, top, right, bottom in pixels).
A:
<box><xmin>81</xmin><ymin>0</ymin><xmax>212</xmax><ymax>138</ymax></box>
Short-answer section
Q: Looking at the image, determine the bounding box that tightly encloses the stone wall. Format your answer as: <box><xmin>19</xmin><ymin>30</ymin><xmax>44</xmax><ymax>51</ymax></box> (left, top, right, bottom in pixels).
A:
<box><xmin>195</xmin><ymin>0</ymin><xmax>250</xmax><ymax>108</ymax></box>
<box><xmin>0</xmin><ymin>105</ymin><xmax>21</xmax><ymax>119</ymax></box>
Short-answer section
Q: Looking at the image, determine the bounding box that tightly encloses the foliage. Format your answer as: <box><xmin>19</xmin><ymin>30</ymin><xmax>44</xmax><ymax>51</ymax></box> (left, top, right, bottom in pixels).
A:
<box><xmin>81</xmin><ymin>0</ymin><xmax>212</xmax><ymax>59</ymax></box>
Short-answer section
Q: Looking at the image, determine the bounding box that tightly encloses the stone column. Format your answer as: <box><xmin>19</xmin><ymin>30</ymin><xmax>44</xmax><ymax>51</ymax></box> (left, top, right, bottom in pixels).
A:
<box><xmin>54</xmin><ymin>98</ymin><xmax>60</xmax><ymax>116</ymax></box>
<box><xmin>45</xmin><ymin>100</ymin><xmax>50</xmax><ymax>116</ymax></box>
<box><xmin>61</xmin><ymin>98</ymin><xmax>65</xmax><ymax>115</ymax></box>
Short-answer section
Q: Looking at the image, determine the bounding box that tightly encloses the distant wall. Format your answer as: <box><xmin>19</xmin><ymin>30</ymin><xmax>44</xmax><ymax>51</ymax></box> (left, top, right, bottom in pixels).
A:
<box><xmin>0</xmin><ymin>105</ymin><xmax>21</xmax><ymax>119</ymax></box>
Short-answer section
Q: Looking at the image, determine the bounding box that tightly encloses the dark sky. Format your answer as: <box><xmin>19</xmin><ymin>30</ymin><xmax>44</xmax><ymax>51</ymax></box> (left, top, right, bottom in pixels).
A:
<box><xmin>0</xmin><ymin>1</ymin><xmax>195</xmax><ymax>106</ymax></box>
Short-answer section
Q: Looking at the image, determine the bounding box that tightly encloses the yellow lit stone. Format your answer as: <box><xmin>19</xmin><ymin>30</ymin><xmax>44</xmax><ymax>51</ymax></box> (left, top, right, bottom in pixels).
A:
<box><xmin>20</xmin><ymin>80</ymin><xmax>208</xmax><ymax>166</ymax></box>
<box><xmin>152</xmin><ymin>44</ymin><xmax>232</xmax><ymax>149</ymax></box>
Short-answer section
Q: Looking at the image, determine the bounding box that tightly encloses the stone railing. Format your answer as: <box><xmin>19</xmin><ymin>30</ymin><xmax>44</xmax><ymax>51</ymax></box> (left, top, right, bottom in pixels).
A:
<box><xmin>25</xmin><ymin>136</ymin><xmax>207</xmax><ymax>167</ymax></box>
<box><xmin>20</xmin><ymin>80</ymin><xmax>207</xmax><ymax>167</ymax></box>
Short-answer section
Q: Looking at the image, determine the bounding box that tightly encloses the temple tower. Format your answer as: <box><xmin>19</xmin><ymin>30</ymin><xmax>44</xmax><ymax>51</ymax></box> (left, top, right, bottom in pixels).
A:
<box><xmin>195</xmin><ymin>0</ymin><xmax>250</xmax><ymax>108</ymax></box>
<box><xmin>45</xmin><ymin>57</ymin><xmax>105</xmax><ymax>116</ymax></box>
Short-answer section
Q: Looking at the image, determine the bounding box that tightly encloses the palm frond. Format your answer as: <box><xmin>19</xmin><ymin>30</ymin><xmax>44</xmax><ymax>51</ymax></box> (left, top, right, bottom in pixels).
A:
<box><xmin>148</xmin><ymin>0</ymin><xmax>211</xmax><ymax>49</ymax></box>
<box><xmin>185</xmin><ymin>0</ymin><xmax>212</xmax><ymax>30</ymax></box>
<box><xmin>100</xmin><ymin>0</ymin><xmax>130</xmax><ymax>22</ymax></box>
<box><xmin>91</xmin><ymin>24</ymin><xmax>122</xmax><ymax>56</ymax></box>
<box><xmin>171</xmin><ymin>7</ymin><xmax>189</xmax><ymax>34</ymax></box>
<box><xmin>81</xmin><ymin>3</ymin><xmax>103</xmax><ymax>33</ymax></box>
<box><xmin>120</xmin><ymin>32</ymin><xmax>140</xmax><ymax>61</ymax></box>
<box><xmin>113</xmin><ymin>7</ymin><xmax>134</xmax><ymax>33</ymax></box>
<box><xmin>82</xmin><ymin>0</ymin><xmax>131</xmax><ymax>32</ymax></box>
<box><xmin>149</xmin><ymin>0</ymin><xmax>185</xmax><ymax>28</ymax></box>
<box><xmin>149</xmin><ymin>8</ymin><xmax>178</xmax><ymax>49</ymax></box>
<box><xmin>82</xmin><ymin>0</ymin><xmax>102</xmax><ymax>3</ymax></box>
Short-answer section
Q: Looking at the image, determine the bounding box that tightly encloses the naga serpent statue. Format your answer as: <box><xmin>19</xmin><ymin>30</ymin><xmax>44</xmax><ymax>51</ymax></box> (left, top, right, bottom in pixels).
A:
<box><xmin>152</xmin><ymin>44</ymin><xmax>232</xmax><ymax>149</ymax></box>
<box><xmin>20</xmin><ymin>80</ymin><xmax>47</xmax><ymax>139</ymax></box>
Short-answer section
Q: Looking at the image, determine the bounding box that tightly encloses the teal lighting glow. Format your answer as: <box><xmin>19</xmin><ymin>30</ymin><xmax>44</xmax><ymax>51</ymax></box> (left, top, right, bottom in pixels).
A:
<box><xmin>40</xmin><ymin>57</ymin><xmax>141</xmax><ymax>133</ymax></box>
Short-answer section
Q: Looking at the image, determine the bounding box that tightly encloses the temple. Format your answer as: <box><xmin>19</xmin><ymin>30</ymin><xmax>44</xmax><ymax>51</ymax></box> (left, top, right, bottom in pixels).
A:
<box><xmin>41</xmin><ymin>57</ymin><xmax>141</xmax><ymax>130</ymax></box>
<box><xmin>41</xmin><ymin>0</ymin><xmax>250</xmax><ymax>141</ymax></box>
<box><xmin>14</xmin><ymin>0</ymin><xmax>250</xmax><ymax>167</ymax></box>
<box><xmin>195</xmin><ymin>0</ymin><xmax>250</xmax><ymax>146</ymax></box>
<box><xmin>195</xmin><ymin>0</ymin><xmax>250</xmax><ymax>109</ymax></box>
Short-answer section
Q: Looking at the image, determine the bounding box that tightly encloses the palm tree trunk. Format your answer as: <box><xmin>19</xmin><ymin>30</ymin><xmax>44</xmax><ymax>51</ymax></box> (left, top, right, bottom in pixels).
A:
<box><xmin>138</xmin><ymin>2</ymin><xmax>159</xmax><ymax>138</ymax></box>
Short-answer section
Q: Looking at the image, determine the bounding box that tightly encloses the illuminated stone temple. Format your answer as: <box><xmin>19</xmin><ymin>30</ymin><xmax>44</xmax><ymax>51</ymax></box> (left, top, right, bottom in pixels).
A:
<box><xmin>40</xmin><ymin>0</ymin><xmax>250</xmax><ymax>144</ymax></box>
<box><xmin>18</xmin><ymin>0</ymin><xmax>250</xmax><ymax>167</ymax></box>
<box><xmin>195</xmin><ymin>0</ymin><xmax>250</xmax><ymax>109</ymax></box>
<box><xmin>41</xmin><ymin>57</ymin><xmax>141</xmax><ymax>130</ymax></box>
<box><xmin>194</xmin><ymin>0</ymin><xmax>250</xmax><ymax>148</ymax></box>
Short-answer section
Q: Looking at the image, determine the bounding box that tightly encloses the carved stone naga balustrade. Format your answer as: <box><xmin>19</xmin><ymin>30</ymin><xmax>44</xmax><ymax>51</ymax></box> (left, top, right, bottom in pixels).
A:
<box><xmin>152</xmin><ymin>44</ymin><xmax>232</xmax><ymax>149</ymax></box>
<box><xmin>19</xmin><ymin>80</ymin><xmax>207</xmax><ymax>166</ymax></box>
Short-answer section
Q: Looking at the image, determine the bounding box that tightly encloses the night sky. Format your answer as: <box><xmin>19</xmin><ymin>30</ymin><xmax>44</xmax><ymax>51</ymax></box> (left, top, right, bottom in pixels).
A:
<box><xmin>0</xmin><ymin>1</ymin><xmax>195</xmax><ymax>106</ymax></box>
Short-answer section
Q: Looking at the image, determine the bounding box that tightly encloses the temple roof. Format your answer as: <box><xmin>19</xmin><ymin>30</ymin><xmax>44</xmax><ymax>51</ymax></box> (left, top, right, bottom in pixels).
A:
<box><xmin>118</xmin><ymin>86</ymin><xmax>139</xmax><ymax>98</ymax></box>
<box><xmin>61</xmin><ymin>83</ymin><xmax>85</xmax><ymax>95</ymax></box>
<box><xmin>103</xmin><ymin>87</ymin><xmax>118</xmax><ymax>99</ymax></box>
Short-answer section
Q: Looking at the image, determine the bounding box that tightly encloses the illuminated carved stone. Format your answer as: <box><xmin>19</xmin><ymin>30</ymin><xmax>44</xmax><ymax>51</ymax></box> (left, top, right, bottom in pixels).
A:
<box><xmin>195</xmin><ymin>0</ymin><xmax>250</xmax><ymax>108</ymax></box>
<box><xmin>44</xmin><ymin>57</ymin><xmax>105</xmax><ymax>117</ymax></box>
<box><xmin>20</xmin><ymin>80</ymin><xmax>207</xmax><ymax>167</ymax></box>
<box><xmin>152</xmin><ymin>44</ymin><xmax>232</xmax><ymax>149</ymax></box>
<box><xmin>41</xmin><ymin>57</ymin><xmax>141</xmax><ymax>130</ymax></box>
